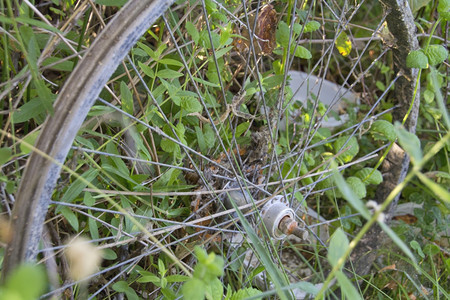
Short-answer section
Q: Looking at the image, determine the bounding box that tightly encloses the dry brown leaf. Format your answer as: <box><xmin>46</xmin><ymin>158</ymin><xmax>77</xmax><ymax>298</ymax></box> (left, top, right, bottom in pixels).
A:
<box><xmin>233</xmin><ymin>4</ymin><xmax>277</xmax><ymax>55</ymax></box>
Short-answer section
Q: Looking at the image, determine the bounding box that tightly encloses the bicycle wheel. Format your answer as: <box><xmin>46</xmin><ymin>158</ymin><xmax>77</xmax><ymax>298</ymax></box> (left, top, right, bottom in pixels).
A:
<box><xmin>2</xmin><ymin>0</ymin><xmax>419</xmax><ymax>298</ymax></box>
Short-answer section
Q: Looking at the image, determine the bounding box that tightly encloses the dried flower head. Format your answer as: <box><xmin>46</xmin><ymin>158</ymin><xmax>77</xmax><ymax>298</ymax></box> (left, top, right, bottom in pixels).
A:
<box><xmin>65</xmin><ymin>236</ymin><xmax>103</xmax><ymax>281</ymax></box>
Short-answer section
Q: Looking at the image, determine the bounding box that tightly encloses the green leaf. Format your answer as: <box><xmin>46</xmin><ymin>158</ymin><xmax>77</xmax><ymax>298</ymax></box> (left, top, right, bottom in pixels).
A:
<box><xmin>166</xmin><ymin>274</ymin><xmax>190</xmax><ymax>283</ymax></box>
<box><xmin>138</xmin><ymin>61</ymin><xmax>155</xmax><ymax>78</ymax></box>
<box><xmin>95</xmin><ymin>0</ymin><xmax>127</xmax><ymax>6</ymax></box>
<box><xmin>196</xmin><ymin>127</ymin><xmax>207</xmax><ymax>153</ymax></box>
<box><xmin>410</xmin><ymin>0</ymin><xmax>433</xmax><ymax>13</ymax></box>
<box><xmin>120</xmin><ymin>81</ymin><xmax>134</xmax><ymax>115</ymax></box>
<box><xmin>332</xmin><ymin>161</ymin><xmax>371</xmax><ymax>220</ymax></box>
<box><xmin>333</xmin><ymin>136</ymin><xmax>359</xmax><ymax>163</ymax></box>
<box><xmin>181</xmin><ymin>97</ymin><xmax>202</xmax><ymax>113</ymax></box>
<box><xmin>406</xmin><ymin>50</ymin><xmax>429</xmax><ymax>69</ymax></box>
<box><xmin>230</xmin><ymin>287</ymin><xmax>263</xmax><ymax>300</ymax></box>
<box><xmin>327</xmin><ymin>228</ymin><xmax>349</xmax><ymax>269</ymax></box>
<box><xmin>304</xmin><ymin>21</ymin><xmax>320</xmax><ymax>33</ymax></box>
<box><xmin>12</xmin><ymin>98</ymin><xmax>47</xmax><ymax>124</ymax></box>
<box><xmin>186</xmin><ymin>21</ymin><xmax>200</xmax><ymax>44</ymax></box>
<box><xmin>203</xmin><ymin>124</ymin><xmax>215</xmax><ymax>147</ymax></box>
<box><xmin>294</xmin><ymin>46</ymin><xmax>312</xmax><ymax>59</ymax></box>
<box><xmin>370</xmin><ymin>120</ymin><xmax>396</xmax><ymax>142</ymax></box>
<box><xmin>4</xmin><ymin>264</ymin><xmax>46</xmax><ymax>299</ymax></box>
<box><xmin>378</xmin><ymin>221</ymin><xmax>417</xmax><ymax>265</ymax></box>
<box><xmin>88</xmin><ymin>216</ymin><xmax>99</xmax><ymax>241</ymax></box>
<box><xmin>346</xmin><ymin>177</ymin><xmax>367</xmax><ymax>199</ymax></box>
<box><xmin>208</xmin><ymin>46</ymin><xmax>233</xmax><ymax>61</ymax></box>
<box><xmin>20</xmin><ymin>130</ymin><xmax>40</xmax><ymax>154</ymax></box>
<box><xmin>160</xmin><ymin>138</ymin><xmax>179</xmax><ymax>154</ymax></box>
<box><xmin>335</xmin><ymin>271</ymin><xmax>363</xmax><ymax>300</ymax></box>
<box><xmin>394</xmin><ymin>122</ymin><xmax>423</xmax><ymax>164</ymax></box>
<box><xmin>83</xmin><ymin>192</ymin><xmax>95</xmax><ymax>206</ymax></box>
<box><xmin>0</xmin><ymin>147</ymin><xmax>12</xmax><ymax>166</ymax></box>
<box><xmin>416</xmin><ymin>172</ymin><xmax>450</xmax><ymax>204</ymax></box>
<box><xmin>425</xmin><ymin>44</ymin><xmax>448</xmax><ymax>66</ymax></box>
<box><xmin>354</xmin><ymin>168</ymin><xmax>383</xmax><ymax>185</ymax></box>
<box><xmin>438</xmin><ymin>0</ymin><xmax>450</xmax><ymax>21</ymax></box>
<box><xmin>158</xmin><ymin>58</ymin><xmax>184</xmax><ymax>67</ymax></box>
<box><xmin>137</xmin><ymin>273</ymin><xmax>160</xmax><ymax>284</ymax></box>
<box><xmin>205</xmin><ymin>277</ymin><xmax>223</xmax><ymax>300</ymax></box>
<box><xmin>157</xmin><ymin>69</ymin><xmax>183</xmax><ymax>79</ymax></box>
<box><xmin>60</xmin><ymin>206</ymin><xmax>79</xmax><ymax>231</ymax></box>
<box><xmin>42</xmin><ymin>56</ymin><xmax>74</xmax><ymax>72</ymax></box>
<box><xmin>410</xmin><ymin>240</ymin><xmax>425</xmax><ymax>258</ymax></box>
<box><xmin>276</xmin><ymin>21</ymin><xmax>290</xmax><ymax>48</ymax></box>
<box><xmin>0</xmin><ymin>16</ymin><xmax>62</xmax><ymax>34</ymax></box>
<box><xmin>60</xmin><ymin>169</ymin><xmax>99</xmax><ymax>203</ymax></box>
<box><xmin>182</xmin><ymin>278</ymin><xmax>206</xmax><ymax>300</ymax></box>
<box><xmin>335</xmin><ymin>32</ymin><xmax>352</xmax><ymax>57</ymax></box>
<box><xmin>102</xmin><ymin>248</ymin><xmax>117</xmax><ymax>260</ymax></box>
<box><xmin>112</xmin><ymin>281</ymin><xmax>139</xmax><ymax>300</ymax></box>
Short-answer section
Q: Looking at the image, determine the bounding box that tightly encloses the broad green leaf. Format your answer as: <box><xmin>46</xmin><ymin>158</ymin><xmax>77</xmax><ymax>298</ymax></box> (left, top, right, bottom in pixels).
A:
<box><xmin>406</xmin><ymin>50</ymin><xmax>428</xmax><ymax>69</ymax></box>
<box><xmin>346</xmin><ymin>177</ymin><xmax>367</xmax><ymax>199</ymax></box>
<box><xmin>294</xmin><ymin>46</ymin><xmax>312</xmax><ymax>59</ymax></box>
<box><xmin>335</xmin><ymin>271</ymin><xmax>363</xmax><ymax>300</ymax></box>
<box><xmin>60</xmin><ymin>169</ymin><xmax>99</xmax><ymax>203</ymax></box>
<box><xmin>410</xmin><ymin>240</ymin><xmax>425</xmax><ymax>258</ymax></box>
<box><xmin>5</xmin><ymin>264</ymin><xmax>46</xmax><ymax>300</ymax></box>
<box><xmin>186</xmin><ymin>21</ymin><xmax>200</xmax><ymax>44</ymax></box>
<box><xmin>394</xmin><ymin>123</ymin><xmax>423</xmax><ymax>164</ymax></box>
<box><xmin>181</xmin><ymin>97</ymin><xmax>202</xmax><ymax>113</ymax></box>
<box><xmin>0</xmin><ymin>147</ymin><xmax>12</xmax><ymax>166</ymax></box>
<box><xmin>160</xmin><ymin>138</ymin><xmax>179</xmax><ymax>154</ymax></box>
<box><xmin>20</xmin><ymin>130</ymin><xmax>40</xmax><ymax>154</ymax></box>
<box><xmin>12</xmin><ymin>98</ymin><xmax>47</xmax><ymax>124</ymax></box>
<box><xmin>102</xmin><ymin>248</ymin><xmax>117</xmax><ymax>260</ymax></box>
<box><xmin>333</xmin><ymin>136</ymin><xmax>359</xmax><ymax>163</ymax></box>
<box><xmin>120</xmin><ymin>81</ymin><xmax>134</xmax><ymax>115</ymax></box>
<box><xmin>327</xmin><ymin>228</ymin><xmax>349</xmax><ymax>269</ymax></box>
<box><xmin>354</xmin><ymin>168</ymin><xmax>383</xmax><ymax>185</ymax></box>
<box><xmin>205</xmin><ymin>277</ymin><xmax>223</xmax><ymax>300</ymax></box>
<box><xmin>182</xmin><ymin>278</ymin><xmax>206</xmax><ymax>300</ymax></box>
<box><xmin>157</xmin><ymin>69</ymin><xmax>183</xmax><ymax>79</ymax></box>
<box><xmin>332</xmin><ymin>161</ymin><xmax>371</xmax><ymax>220</ymax></box>
<box><xmin>112</xmin><ymin>281</ymin><xmax>139</xmax><ymax>300</ymax></box>
<box><xmin>370</xmin><ymin>120</ymin><xmax>396</xmax><ymax>142</ymax></box>
<box><xmin>83</xmin><ymin>192</ymin><xmax>95</xmax><ymax>206</ymax></box>
<box><xmin>438</xmin><ymin>0</ymin><xmax>450</xmax><ymax>20</ymax></box>
<box><xmin>425</xmin><ymin>44</ymin><xmax>448</xmax><ymax>66</ymax></box>
<box><xmin>60</xmin><ymin>206</ymin><xmax>79</xmax><ymax>231</ymax></box>
<box><xmin>335</xmin><ymin>32</ymin><xmax>352</xmax><ymax>57</ymax></box>
<box><xmin>304</xmin><ymin>21</ymin><xmax>320</xmax><ymax>33</ymax></box>
<box><xmin>112</xmin><ymin>280</ymin><xmax>130</xmax><ymax>292</ymax></box>
<box><xmin>276</xmin><ymin>21</ymin><xmax>290</xmax><ymax>47</ymax></box>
